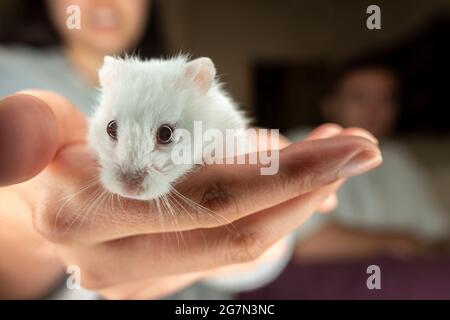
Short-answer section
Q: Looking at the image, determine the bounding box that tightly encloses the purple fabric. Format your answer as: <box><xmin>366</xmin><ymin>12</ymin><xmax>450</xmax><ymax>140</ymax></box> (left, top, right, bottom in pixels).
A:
<box><xmin>238</xmin><ymin>255</ymin><xmax>450</xmax><ymax>300</ymax></box>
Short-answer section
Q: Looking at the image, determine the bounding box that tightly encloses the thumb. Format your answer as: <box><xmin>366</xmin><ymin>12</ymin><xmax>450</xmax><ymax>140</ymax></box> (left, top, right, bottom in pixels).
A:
<box><xmin>0</xmin><ymin>90</ymin><xmax>87</xmax><ymax>186</ymax></box>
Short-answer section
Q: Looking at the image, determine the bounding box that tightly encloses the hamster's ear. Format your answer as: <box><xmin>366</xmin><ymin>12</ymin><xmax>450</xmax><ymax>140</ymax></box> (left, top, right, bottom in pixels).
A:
<box><xmin>98</xmin><ymin>56</ymin><xmax>120</xmax><ymax>87</ymax></box>
<box><xmin>184</xmin><ymin>57</ymin><xmax>216</xmax><ymax>95</ymax></box>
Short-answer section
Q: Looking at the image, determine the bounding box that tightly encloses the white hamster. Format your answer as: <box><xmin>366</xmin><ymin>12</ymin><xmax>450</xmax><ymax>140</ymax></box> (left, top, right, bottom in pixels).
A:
<box><xmin>88</xmin><ymin>55</ymin><xmax>247</xmax><ymax>201</ymax></box>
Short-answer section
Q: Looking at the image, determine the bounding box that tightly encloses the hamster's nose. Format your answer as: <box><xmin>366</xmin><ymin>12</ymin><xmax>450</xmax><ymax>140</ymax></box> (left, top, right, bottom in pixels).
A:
<box><xmin>119</xmin><ymin>169</ymin><xmax>148</xmax><ymax>194</ymax></box>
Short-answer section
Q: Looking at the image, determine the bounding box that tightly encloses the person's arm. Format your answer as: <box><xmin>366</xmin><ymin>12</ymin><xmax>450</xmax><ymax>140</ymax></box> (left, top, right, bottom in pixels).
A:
<box><xmin>294</xmin><ymin>222</ymin><xmax>429</xmax><ymax>264</ymax></box>
<box><xmin>0</xmin><ymin>91</ymin><xmax>381</xmax><ymax>299</ymax></box>
<box><xmin>0</xmin><ymin>92</ymin><xmax>86</xmax><ymax>299</ymax></box>
<box><xmin>0</xmin><ymin>184</ymin><xmax>63</xmax><ymax>299</ymax></box>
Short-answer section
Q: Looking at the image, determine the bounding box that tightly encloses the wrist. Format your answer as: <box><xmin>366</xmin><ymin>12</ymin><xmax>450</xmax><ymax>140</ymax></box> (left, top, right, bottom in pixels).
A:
<box><xmin>0</xmin><ymin>183</ymin><xmax>64</xmax><ymax>299</ymax></box>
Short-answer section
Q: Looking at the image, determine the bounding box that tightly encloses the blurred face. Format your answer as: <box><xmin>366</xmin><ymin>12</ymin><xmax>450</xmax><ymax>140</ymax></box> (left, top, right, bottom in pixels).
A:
<box><xmin>46</xmin><ymin>0</ymin><xmax>149</xmax><ymax>55</ymax></box>
<box><xmin>323</xmin><ymin>68</ymin><xmax>399</xmax><ymax>138</ymax></box>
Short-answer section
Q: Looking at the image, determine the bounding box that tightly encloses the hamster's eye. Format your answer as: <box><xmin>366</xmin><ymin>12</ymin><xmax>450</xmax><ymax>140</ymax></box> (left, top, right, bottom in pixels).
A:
<box><xmin>107</xmin><ymin>120</ymin><xmax>118</xmax><ymax>140</ymax></box>
<box><xmin>157</xmin><ymin>124</ymin><xmax>174</xmax><ymax>144</ymax></box>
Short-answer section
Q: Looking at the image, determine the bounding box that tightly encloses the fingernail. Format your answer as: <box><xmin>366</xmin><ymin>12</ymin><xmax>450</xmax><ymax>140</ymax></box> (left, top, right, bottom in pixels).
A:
<box><xmin>358</xmin><ymin>132</ymin><xmax>379</xmax><ymax>145</ymax></box>
<box><xmin>344</xmin><ymin>130</ymin><xmax>379</xmax><ymax>145</ymax></box>
<box><xmin>339</xmin><ymin>150</ymin><xmax>383</xmax><ymax>178</ymax></box>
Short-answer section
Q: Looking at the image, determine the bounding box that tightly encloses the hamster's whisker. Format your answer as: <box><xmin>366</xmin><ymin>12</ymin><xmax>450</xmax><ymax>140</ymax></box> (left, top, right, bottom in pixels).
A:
<box><xmin>116</xmin><ymin>193</ymin><xmax>126</xmax><ymax>214</ymax></box>
<box><xmin>105</xmin><ymin>193</ymin><xmax>119</xmax><ymax>230</ymax></box>
<box><xmin>165</xmin><ymin>195</ymin><xmax>189</xmax><ymax>251</ymax></box>
<box><xmin>54</xmin><ymin>177</ymin><xmax>101</xmax><ymax>231</ymax></box>
<box><xmin>77</xmin><ymin>188</ymin><xmax>110</xmax><ymax>238</ymax></box>
<box><xmin>167</xmin><ymin>192</ymin><xmax>195</xmax><ymax>222</ymax></box>
<box><xmin>61</xmin><ymin>187</ymin><xmax>104</xmax><ymax>236</ymax></box>
<box><xmin>160</xmin><ymin>195</ymin><xmax>181</xmax><ymax>249</ymax></box>
<box><xmin>154</xmin><ymin>197</ymin><xmax>168</xmax><ymax>250</ymax></box>
<box><xmin>74</xmin><ymin>189</ymin><xmax>107</xmax><ymax>237</ymax></box>
<box><xmin>170</xmin><ymin>188</ymin><xmax>237</xmax><ymax>233</ymax></box>
<box><xmin>58</xmin><ymin>177</ymin><xmax>100</xmax><ymax>201</ymax></box>
<box><xmin>87</xmin><ymin>190</ymin><xmax>110</xmax><ymax>238</ymax></box>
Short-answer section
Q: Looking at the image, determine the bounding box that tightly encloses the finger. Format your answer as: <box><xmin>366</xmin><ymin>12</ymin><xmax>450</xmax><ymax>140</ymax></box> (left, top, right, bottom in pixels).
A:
<box><xmin>97</xmin><ymin>272</ymin><xmax>203</xmax><ymax>299</ymax></box>
<box><xmin>203</xmin><ymin>237</ymin><xmax>289</xmax><ymax>279</ymax></box>
<box><xmin>304</xmin><ymin>124</ymin><xmax>378</xmax><ymax>144</ymax></box>
<box><xmin>177</xmin><ymin>135</ymin><xmax>381</xmax><ymax>227</ymax></box>
<box><xmin>304</xmin><ymin>123</ymin><xmax>343</xmax><ymax>141</ymax></box>
<box><xmin>20</xmin><ymin>90</ymin><xmax>87</xmax><ymax>150</ymax></box>
<box><xmin>304</xmin><ymin>124</ymin><xmax>342</xmax><ymax>213</ymax></box>
<box><xmin>306</xmin><ymin>125</ymin><xmax>376</xmax><ymax>213</ymax></box>
<box><xmin>317</xmin><ymin>193</ymin><xmax>338</xmax><ymax>213</ymax></box>
<box><xmin>34</xmin><ymin>133</ymin><xmax>382</xmax><ymax>245</ymax></box>
<box><xmin>0</xmin><ymin>91</ymin><xmax>86</xmax><ymax>186</ymax></box>
<box><xmin>0</xmin><ymin>94</ymin><xmax>57</xmax><ymax>186</ymax></box>
<box><xmin>340</xmin><ymin>127</ymin><xmax>378</xmax><ymax>145</ymax></box>
<box><xmin>34</xmin><ymin>134</ymin><xmax>382</xmax><ymax>244</ymax></box>
<box><xmin>259</xmin><ymin>123</ymin><xmax>342</xmax><ymax>153</ymax></box>
<box><xmin>62</xmin><ymin>181</ymin><xmax>340</xmax><ymax>288</ymax></box>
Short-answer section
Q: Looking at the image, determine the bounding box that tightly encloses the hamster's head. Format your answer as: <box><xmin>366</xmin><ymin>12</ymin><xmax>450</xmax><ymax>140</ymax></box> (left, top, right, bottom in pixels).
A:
<box><xmin>88</xmin><ymin>55</ymin><xmax>216</xmax><ymax>200</ymax></box>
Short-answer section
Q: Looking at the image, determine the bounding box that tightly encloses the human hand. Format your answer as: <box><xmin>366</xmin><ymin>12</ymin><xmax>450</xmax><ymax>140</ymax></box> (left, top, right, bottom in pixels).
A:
<box><xmin>0</xmin><ymin>91</ymin><xmax>381</xmax><ymax>299</ymax></box>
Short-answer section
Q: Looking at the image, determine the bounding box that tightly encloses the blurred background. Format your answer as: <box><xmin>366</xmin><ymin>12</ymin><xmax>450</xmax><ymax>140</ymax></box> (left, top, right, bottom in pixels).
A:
<box><xmin>1</xmin><ymin>0</ymin><xmax>450</xmax><ymax>299</ymax></box>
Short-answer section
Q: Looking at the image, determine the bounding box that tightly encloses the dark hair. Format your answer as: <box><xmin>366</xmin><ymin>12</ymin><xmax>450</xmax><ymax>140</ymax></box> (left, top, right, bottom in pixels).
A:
<box><xmin>0</xmin><ymin>0</ymin><xmax>165</xmax><ymax>58</ymax></box>
<box><xmin>327</xmin><ymin>53</ymin><xmax>399</xmax><ymax>97</ymax></box>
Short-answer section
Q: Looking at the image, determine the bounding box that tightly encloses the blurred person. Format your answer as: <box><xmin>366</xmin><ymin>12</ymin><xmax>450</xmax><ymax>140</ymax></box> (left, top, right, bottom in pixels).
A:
<box><xmin>0</xmin><ymin>0</ymin><xmax>163</xmax><ymax>109</ymax></box>
<box><xmin>291</xmin><ymin>59</ymin><xmax>449</xmax><ymax>263</ymax></box>
<box><xmin>0</xmin><ymin>1</ymin><xmax>382</xmax><ymax>299</ymax></box>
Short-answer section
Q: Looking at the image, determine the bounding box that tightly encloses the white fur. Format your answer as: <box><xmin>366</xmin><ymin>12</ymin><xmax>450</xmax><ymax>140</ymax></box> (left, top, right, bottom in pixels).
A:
<box><xmin>88</xmin><ymin>55</ymin><xmax>247</xmax><ymax>200</ymax></box>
